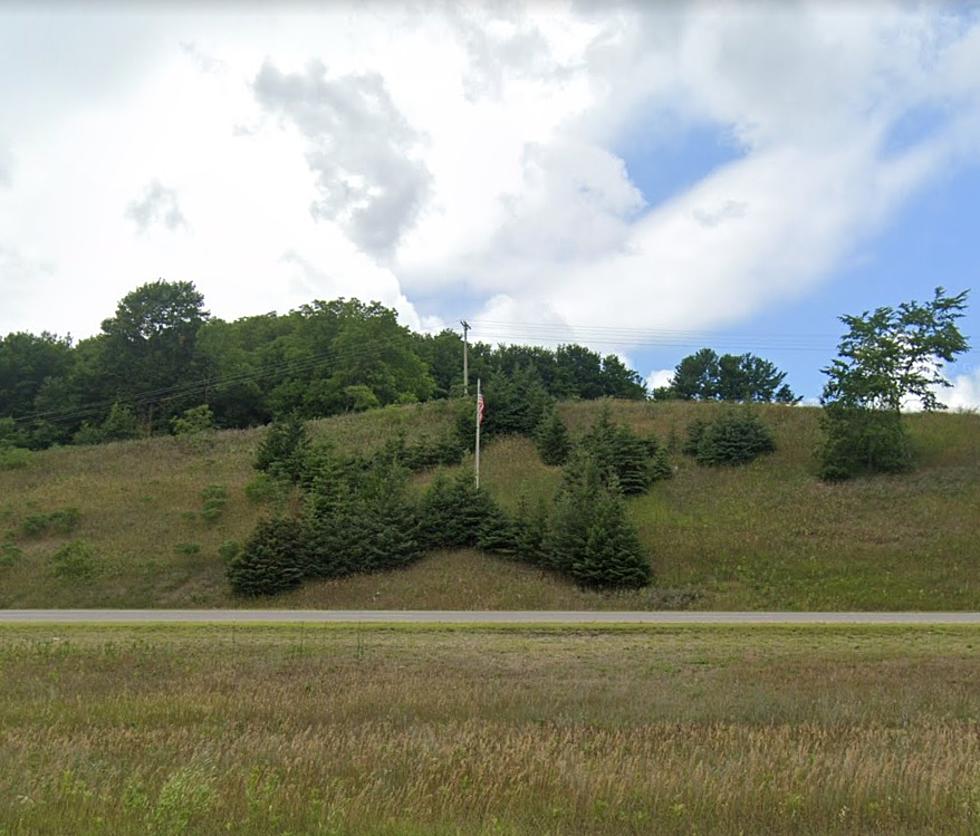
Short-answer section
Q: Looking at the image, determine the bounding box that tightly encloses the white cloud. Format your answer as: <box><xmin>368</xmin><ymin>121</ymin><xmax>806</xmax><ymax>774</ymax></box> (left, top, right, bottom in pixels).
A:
<box><xmin>946</xmin><ymin>368</ymin><xmax>980</xmax><ymax>411</ymax></box>
<box><xmin>125</xmin><ymin>181</ymin><xmax>187</xmax><ymax>233</ymax></box>
<box><xmin>646</xmin><ymin>368</ymin><xmax>674</xmax><ymax>392</ymax></box>
<box><xmin>253</xmin><ymin>60</ymin><xmax>432</xmax><ymax>259</ymax></box>
<box><xmin>0</xmin><ymin>1</ymin><xmax>978</xmax><ymax>350</ymax></box>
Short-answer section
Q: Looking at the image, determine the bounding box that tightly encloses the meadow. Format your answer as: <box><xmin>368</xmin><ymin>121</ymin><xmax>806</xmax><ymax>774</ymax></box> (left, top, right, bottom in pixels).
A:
<box><xmin>0</xmin><ymin>623</ymin><xmax>978</xmax><ymax>834</ymax></box>
<box><xmin>1</xmin><ymin>399</ymin><xmax>978</xmax><ymax>610</ymax></box>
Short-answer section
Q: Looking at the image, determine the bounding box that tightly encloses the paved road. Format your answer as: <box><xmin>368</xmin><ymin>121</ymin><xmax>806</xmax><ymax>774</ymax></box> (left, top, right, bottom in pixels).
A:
<box><xmin>1</xmin><ymin>610</ymin><xmax>979</xmax><ymax>624</ymax></box>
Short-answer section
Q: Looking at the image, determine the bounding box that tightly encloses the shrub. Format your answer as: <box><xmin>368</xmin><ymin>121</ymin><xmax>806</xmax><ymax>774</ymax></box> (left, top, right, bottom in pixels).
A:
<box><xmin>21</xmin><ymin>507</ymin><xmax>81</xmax><ymax>538</ymax></box>
<box><xmin>200</xmin><ymin>484</ymin><xmax>228</xmax><ymax>524</ymax></box>
<box><xmin>0</xmin><ymin>541</ymin><xmax>22</xmax><ymax>567</ymax></box>
<box><xmin>227</xmin><ymin>517</ymin><xmax>306</xmax><ymax>596</ymax></box>
<box><xmin>0</xmin><ymin>446</ymin><xmax>31</xmax><ymax>471</ymax></box>
<box><xmin>535</xmin><ymin>410</ymin><xmax>572</xmax><ymax>466</ymax></box>
<box><xmin>51</xmin><ymin>540</ymin><xmax>99</xmax><ymax>580</ymax></box>
<box><xmin>255</xmin><ymin>414</ymin><xmax>310</xmax><ymax>483</ymax></box>
<box><xmin>818</xmin><ymin>404</ymin><xmax>911</xmax><ymax>481</ymax></box>
<box><xmin>171</xmin><ymin>405</ymin><xmax>215</xmax><ymax>436</ymax></box>
<box><xmin>244</xmin><ymin>473</ymin><xmax>286</xmax><ymax>505</ymax></box>
<box><xmin>217</xmin><ymin>540</ymin><xmax>240</xmax><ymax>564</ymax></box>
<box><xmin>686</xmin><ymin>411</ymin><xmax>776</xmax><ymax>466</ymax></box>
<box><xmin>174</xmin><ymin>542</ymin><xmax>201</xmax><ymax>556</ymax></box>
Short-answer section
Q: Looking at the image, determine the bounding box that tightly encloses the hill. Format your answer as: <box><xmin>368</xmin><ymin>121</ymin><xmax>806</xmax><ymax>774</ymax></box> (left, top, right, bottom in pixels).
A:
<box><xmin>1</xmin><ymin>399</ymin><xmax>977</xmax><ymax>610</ymax></box>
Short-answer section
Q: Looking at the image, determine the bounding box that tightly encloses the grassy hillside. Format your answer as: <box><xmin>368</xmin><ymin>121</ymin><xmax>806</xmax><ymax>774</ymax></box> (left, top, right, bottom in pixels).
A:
<box><xmin>1</xmin><ymin>399</ymin><xmax>977</xmax><ymax>609</ymax></box>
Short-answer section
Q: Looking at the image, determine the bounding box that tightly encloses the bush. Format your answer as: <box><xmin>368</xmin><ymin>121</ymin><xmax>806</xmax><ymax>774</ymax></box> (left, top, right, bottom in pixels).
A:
<box><xmin>171</xmin><ymin>405</ymin><xmax>215</xmax><ymax>436</ymax></box>
<box><xmin>51</xmin><ymin>540</ymin><xmax>99</xmax><ymax>580</ymax></box>
<box><xmin>21</xmin><ymin>507</ymin><xmax>81</xmax><ymax>538</ymax></box>
<box><xmin>476</xmin><ymin>504</ymin><xmax>520</xmax><ymax>556</ymax></box>
<box><xmin>227</xmin><ymin>517</ymin><xmax>306</xmax><ymax>596</ymax></box>
<box><xmin>200</xmin><ymin>485</ymin><xmax>228</xmax><ymax>524</ymax></box>
<box><xmin>174</xmin><ymin>542</ymin><xmax>201</xmax><ymax>556</ymax></box>
<box><xmin>686</xmin><ymin>411</ymin><xmax>776</xmax><ymax>466</ymax></box>
<box><xmin>535</xmin><ymin>410</ymin><xmax>572</xmax><ymax>466</ymax></box>
<box><xmin>0</xmin><ymin>541</ymin><xmax>23</xmax><ymax>567</ymax></box>
<box><xmin>0</xmin><ymin>446</ymin><xmax>31</xmax><ymax>471</ymax></box>
<box><xmin>217</xmin><ymin>540</ymin><xmax>240</xmax><ymax>564</ymax></box>
<box><xmin>255</xmin><ymin>414</ymin><xmax>310</xmax><ymax>483</ymax></box>
<box><xmin>818</xmin><ymin>405</ymin><xmax>911</xmax><ymax>481</ymax></box>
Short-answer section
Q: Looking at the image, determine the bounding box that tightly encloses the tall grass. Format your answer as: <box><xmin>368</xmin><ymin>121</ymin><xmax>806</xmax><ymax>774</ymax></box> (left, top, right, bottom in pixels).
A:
<box><xmin>0</xmin><ymin>624</ymin><xmax>978</xmax><ymax>834</ymax></box>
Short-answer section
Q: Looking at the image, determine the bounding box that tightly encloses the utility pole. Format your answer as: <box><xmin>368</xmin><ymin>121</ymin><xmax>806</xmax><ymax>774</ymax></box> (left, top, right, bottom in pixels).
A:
<box><xmin>460</xmin><ymin>320</ymin><xmax>470</xmax><ymax>396</ymax></box>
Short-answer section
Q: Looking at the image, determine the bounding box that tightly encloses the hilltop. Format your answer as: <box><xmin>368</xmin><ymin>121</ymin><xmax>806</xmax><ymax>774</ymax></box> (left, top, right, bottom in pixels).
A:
<box><xmin>1</xmin><ymin>399</ymin><xmax>977</xmax><ymax>610</ymax></box>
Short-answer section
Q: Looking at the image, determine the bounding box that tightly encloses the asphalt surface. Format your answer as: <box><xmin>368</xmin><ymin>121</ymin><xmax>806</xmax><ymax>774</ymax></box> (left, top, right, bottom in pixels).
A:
<box><xmin>1</xmin><ymin>610</ymin><xmax>979</xmax><ymax>624</ymax></box>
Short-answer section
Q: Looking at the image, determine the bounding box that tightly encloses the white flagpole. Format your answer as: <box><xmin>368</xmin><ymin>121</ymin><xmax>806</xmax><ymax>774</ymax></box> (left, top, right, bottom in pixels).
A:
<box><xmin>474</xmin><ymin>378</ymin><xmax>481</xmax><ymax>488</ymax></box>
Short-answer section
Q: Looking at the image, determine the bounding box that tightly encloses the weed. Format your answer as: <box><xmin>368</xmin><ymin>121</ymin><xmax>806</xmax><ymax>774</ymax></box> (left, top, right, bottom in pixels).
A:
<box><xmin>50</xmin><ymin>540</ymin><xmax>99</xmax><ymax>580</ymax></box>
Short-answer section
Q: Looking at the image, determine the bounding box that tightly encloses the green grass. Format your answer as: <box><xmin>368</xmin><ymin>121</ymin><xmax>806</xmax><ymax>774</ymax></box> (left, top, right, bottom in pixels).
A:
<box><xmin>0</xmin><ymin>399</ymin><xmax>977</xmax><ymax>609</ymax></box>
<box><xmin>0</xmin><ymin>623</ymin><xmax>978</xmax><ymax>834</ymax></box>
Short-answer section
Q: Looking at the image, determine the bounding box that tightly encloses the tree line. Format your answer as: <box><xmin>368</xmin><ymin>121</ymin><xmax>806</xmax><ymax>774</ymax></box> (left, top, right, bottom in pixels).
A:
<box><xmin>0</xmin><ymin>280</ymin><xmax>648</xmax><ymax>449</ymax></box>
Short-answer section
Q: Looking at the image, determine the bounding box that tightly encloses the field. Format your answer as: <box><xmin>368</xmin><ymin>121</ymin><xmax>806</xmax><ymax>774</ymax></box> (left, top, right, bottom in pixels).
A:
<box><xmin>1</xmin><ymin>399</ymin><xmax>978</xmax><ymax>610</ymax></box>
<box><xmin>0</xmin><ymin>623</ymin><xmax>977</xmax><ymax>834</ymax></box>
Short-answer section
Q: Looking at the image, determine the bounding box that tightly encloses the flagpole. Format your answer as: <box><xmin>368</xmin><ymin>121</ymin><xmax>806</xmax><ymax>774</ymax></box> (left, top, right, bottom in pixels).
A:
<box><xmin>474</xmin><ymin>377</ymin><xmax>481</xmax><ymax>488</ymax></box>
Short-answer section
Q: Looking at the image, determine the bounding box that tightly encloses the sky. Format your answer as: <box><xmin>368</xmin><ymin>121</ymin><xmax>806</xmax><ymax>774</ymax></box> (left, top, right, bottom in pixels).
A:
<box><xmin>1</xmin><ymin>1</ymin><xmax>978</xmax><ymax>405</ymax></box>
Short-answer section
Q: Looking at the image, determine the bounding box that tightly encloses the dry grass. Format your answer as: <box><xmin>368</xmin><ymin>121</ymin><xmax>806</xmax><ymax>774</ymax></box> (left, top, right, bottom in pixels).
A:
<box><xmin>0</xmin><ymin>624</ymin><xmax>978</xmax><ymax>834</ymax></box>
<box><xmin>0</xmin><ymin>399</ymin><xmax>977</xmax><ymax>609</ymax></box>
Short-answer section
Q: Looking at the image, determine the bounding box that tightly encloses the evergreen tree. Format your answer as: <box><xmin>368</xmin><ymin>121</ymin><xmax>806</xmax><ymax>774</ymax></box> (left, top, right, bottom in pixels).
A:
<box><xmin>514</xmin><ymin>494</ymin><xmax>550</xmax><ymax>566</ymax></box>
<box><xmin>572</xmin><ymin>490</ymin><xmax>651</xmax><ymax>589</ymax></box>
<box><xmin>255</xmin><ymin>413</ymin><xmax>310</xmax><ymax>483</ymax></box>
<box><xmin>535</xmin><ymin>409</ymin><xmax>572</xmax><ymax>466</ymax></box>
<box><xmin>227</xmin><ymin>516</ymin><xmax>306</xmax><ymax>596</ymax></box>
<box><xmin>687</xmin><ymin>410</ymin><xmax>776</xmax><ymax>466</ymax></box>
<box><xmin>476</xmin><ymin>504</ymin><xmax>519</xmax><ymax>555</ymax></box>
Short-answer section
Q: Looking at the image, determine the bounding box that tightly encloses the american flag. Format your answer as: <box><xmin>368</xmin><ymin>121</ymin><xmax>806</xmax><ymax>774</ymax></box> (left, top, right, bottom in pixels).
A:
<box><xmin>477</xmin><ymin>392</ymin><xmax>485</xmax><ymax>426</ymax></box>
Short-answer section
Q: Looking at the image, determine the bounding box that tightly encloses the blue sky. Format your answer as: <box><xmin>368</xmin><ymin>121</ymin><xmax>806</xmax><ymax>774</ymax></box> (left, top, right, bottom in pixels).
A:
<box><xmin>620</xmin><ymin>120</ymin><xmax>979</xmax><ymax>402</ymax></box>
<box><xmin>1</xmin><ymin>2</ymin><xmax>978</xmax><ymax>405</ymax></box>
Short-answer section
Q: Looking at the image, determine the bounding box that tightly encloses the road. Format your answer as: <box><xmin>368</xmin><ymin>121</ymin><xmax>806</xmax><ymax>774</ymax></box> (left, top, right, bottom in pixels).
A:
<box><xmin>1</xmin><ymin>610</ymin><xmax>979</xmax><ymax>624</ymax></box>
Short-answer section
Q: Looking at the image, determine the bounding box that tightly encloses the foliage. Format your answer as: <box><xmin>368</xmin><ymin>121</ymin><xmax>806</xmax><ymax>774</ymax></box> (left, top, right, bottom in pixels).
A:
<box><xmin>819</xmin><ymin>287</ymin><xmax>969</xmax><ymax>481</ymax></box>
<box><xmin>684</xmin><ymin>411</ymin><xmax>776</xmax><ymax>466</ymax></box>
<box><xmin>545</xmin><ymin>450</ymin><xmax>651</xmax><ymax>588</ymax></box>
<box><xmin>0</xmin><ymin>445</ymin><xmax>30</xmax><ymax>471</ymax></box>
<box><xmin>513</xmin><ymin>494</ymin><xmax>550</xmax><ymax>566</ymax></box>
<box><xmin>821</xmin><ymin>287</ymin><xmax>970</xmax><ymax>412</ymax></box>
<box><xmin>51</xmin><ymin>540</ymin><xmax>99</xmax><ymax>580</ymax></box>
<box><xmin>227</xmin><ymin>516</ymin><xmax>306</xmax><ymax>596</ymax></box>
<box><xmin>217</xmin><ymin>540</ymin><xmax>240</xmax><ymax>564</ymax></box>
<box><xmin>174</xmin><ymin>542</ymin><xmax>201</xmax><ymax>556</ymax></box>
<box><xmin>21</xmin><ymin>507</ymin><xmax>81</xmax><ymax>538</ymax></box>
<box><xmin>200</xmin><ymin>484</ymin><xmax>229</xmax><ymax>524</ymax></box>
<box><xmin>574</xmin><ymin>490</ymin><xmax>651</xmax><ymax>589</ymax></box>
<box><xmin>579</xmin><ymin>406</ymin><xmax>669</xmax><ymax>494</ymax></box>
<box><xmin>534</xmin><ymin>409</ymin><xmax>572</xmax><ymax>466</ymax></box>
<box><xmin>654</xmin><ymin>348</ymin><xmax>799</xmax><ymax>403</ymax></box>
<box><xmin>2</xmin><ymin>283</ymin><xmax>650</xmax><ymax>448</ymax></box>
<box><xmin>456</xmin><ymin>367</ymin><xmax>553</xmax><ymax>445</ymax></box>
<box><xmin>418</xmin><ymin>471</ymin><xmax>501</xmax><ymax>550</ymax></box>
<box><xmin>254</xmin><ymin>414</ymin><xmax>310</xmax><ymax>483</ymax></box>
<box><xmin>818</xmin><ymin>405</ymin><xmax>911</xmax><ymax>481</ymax></box>
<box><xmin>170</xmin><ymin>405</ymin><xmax>215</xmax><ymax>436</ymax></box>
<box><xmin>0</xmin><ymin>540</ymin><xmax>23</xmax><ymax>567</ymax></box>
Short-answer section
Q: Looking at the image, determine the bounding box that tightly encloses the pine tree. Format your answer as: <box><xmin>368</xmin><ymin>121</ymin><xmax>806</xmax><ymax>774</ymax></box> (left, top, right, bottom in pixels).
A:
<box><xmin>514</xmin><ymin>494</ymin><xmax>550</xmax><ymax>566</ymax></box>
<box><xmin>572</xmin><ymin>490</ymin><xmax>651</xmax><ymax>589</ymax></box>
<box><xmin>535</xmin><ymin>410</ymin><xmax>572</xmax><ymax>466</ymax></box>
<box><xmin>227</xmin><ymin>516</ymin><xmax>306</xmax><ymax>596</ymax></box>
<box><xmin>255</xmin><ymin>413</ymin><xmax>310</xmax><ymax>483</ymax></box>
<box><xmin>476</xmin><ymin>504</ymin><xmax>519</xmax><ymax>555</ymax></box>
